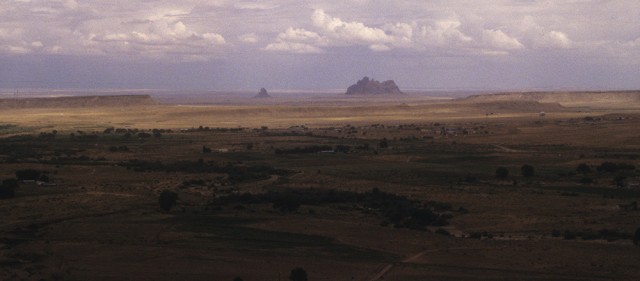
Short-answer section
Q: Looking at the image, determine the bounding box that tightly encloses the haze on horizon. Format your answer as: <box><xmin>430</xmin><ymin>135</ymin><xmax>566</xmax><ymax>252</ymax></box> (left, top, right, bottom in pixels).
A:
<box><xmin>1</xmin><ymin>0</ymin><xmax>639</xmax><ymax>92</ymax></box>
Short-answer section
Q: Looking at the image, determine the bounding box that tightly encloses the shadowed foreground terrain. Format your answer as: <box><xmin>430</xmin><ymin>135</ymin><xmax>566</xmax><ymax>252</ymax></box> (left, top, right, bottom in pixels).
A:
<box><xmin>1</xmin><ymin>92</ymin><xmax>640</xmax><ymax>280</ymax></box>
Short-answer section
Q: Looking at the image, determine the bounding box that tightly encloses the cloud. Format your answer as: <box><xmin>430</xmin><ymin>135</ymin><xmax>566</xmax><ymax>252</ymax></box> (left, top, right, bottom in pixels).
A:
<box><xmin>269</xmin><ymin>9</ymin><xmax>414</xmax><ymax>52</ymax></box>
<box><xmin>482</xmin><ymin>29</ymin><xmax>524</xmax><ymax>50</ymax></box>
<box><xmin>90</xmin><ymin>18</ymin><xmax>226</xmax><ymax>59</ymax></box>
<box><xmin>535</xmin><ymin>30</ymin><xmax>572</xmax><ymax>49</ymax></box>
<box><xmin>311</xmin><ymin>9</ymin><xmax>392</xmax><ymax>45</ymax></box>
<box><xmin>265</xmin><ymin>27</ymin><xmax>326</xmax><ymax>53</ymax></box>
<box><xmin>417</xmin><ymin>20</ymin><xmax>472</xmax><ymax>47</ymax></box>
<box><xmin>238</xmin><ymin>33</ymin><xmax>259</xmax><ymax>43</ymax></box>
<box><xmin>276</xmin><ymin>27</ymin><xmax>324</xmax><ymax>44</ymax></box>
<box><xmin>264</xmin><ymin>42</ymin><xmax>325</xmax><ymax>54</ymax></box>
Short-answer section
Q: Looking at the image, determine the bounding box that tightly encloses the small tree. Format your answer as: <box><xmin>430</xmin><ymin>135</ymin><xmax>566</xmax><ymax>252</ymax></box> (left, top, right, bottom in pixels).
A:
<box><xmin>576</xmin><ymin>163</ymin><xmax>591</xmax><ymax>175</ymax></box>
<box><xmin>0</xmin><ymin>179</ymin><xmax>18</xmax><ymax>199</ymax></box>
<box><xmin>521</xmin><ymin>165</ymin><xmax>535</xmax><ymax>177</ymax></box>
<box><xmin>495</xmin><ymin>167</ymin><xmax>509</xmax><ymax>179</ymax></box>
<box><xmin>159</xmin><ymin>190</ymin><xmax>178</xmax><ymax>212</ymax></box>
<box><xmin>379</xmin><ymin>138</ymin><xmax>388</xmax><ymax>149</ymax></box>
<box><xmin>289</xmin><ymin>267</ymin><xmax>308</xmax><ymax>281</ymax></box>
<box><xmin>615</xmin><ymin>175</ymin><xmax>627</xmax><ymax>188</ymax></box>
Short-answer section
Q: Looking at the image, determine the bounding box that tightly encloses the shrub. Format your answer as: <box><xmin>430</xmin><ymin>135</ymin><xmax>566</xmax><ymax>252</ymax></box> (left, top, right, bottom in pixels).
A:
<box><xmin>597</xmin><ymin>162</ymin><xmax>635</xmax><ymax>173</ymax></box>
<box><xmin>159</xmin><ymin>190</ymin><xmax>178</xmax><ymax>212</ymax></box>
<box><xmin>521</xmin><ymin>165</ymin><xmax>535</xmax><ymax>177</ymax></box>
<box><xmin>495</xmin><ymin>167</ymin><xmax>509</xmax><ymax>179</ymax></box>
<box><xmin>0</xmin><ymin>179</ymin><xmax>17</xmax><ymax>199</ymax></box>
<box><xmin>576</xmin><ymin>163</ymin><xmax>591</xmax><ymax>174</ymax></box>
<box><xmin>289</xmin><ymin>267</ymin><xmax>308</xmax><ymax>281</ymax></box>
<box><xmin>16</xmin><ymin>169</ymin><xmax>42</xmax><ymax>181</ymax></box>
<box><xmin>579</xmin><ymin>177</ymin><xmax>593</xmax><ymax>184</ymax></box>
<box><xmin>202</xmin><ymin>146</ymin><xmax>212</xmax><ymax>153</ymax></box>
<box><xmin>379</xmin><ymin>138</ymin><xmax>389</xmax><ymax>149</ymax></box>
<box><xmin>435</xmin><ymin>228</ymin><xmax>450</xmax><ymax>236</ymax></box>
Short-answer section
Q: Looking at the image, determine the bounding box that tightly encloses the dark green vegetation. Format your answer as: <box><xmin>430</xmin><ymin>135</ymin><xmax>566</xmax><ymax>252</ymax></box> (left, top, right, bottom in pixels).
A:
<box><xmin>2</xmin><ymin>114</ymin><xmax>640</xmax><ymax>281</ymax></box>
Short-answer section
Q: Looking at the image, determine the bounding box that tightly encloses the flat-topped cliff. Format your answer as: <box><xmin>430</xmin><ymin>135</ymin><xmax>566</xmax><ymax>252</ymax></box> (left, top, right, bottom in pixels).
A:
<box><xmin>0</xmin><ymin>95</ymin><xmax>157</xmax><ymax>109</ymax></box>
<box><xmin>460</xmin><ymin>91</ymin><xmax>640</xmax><ymax>106</ymax></box>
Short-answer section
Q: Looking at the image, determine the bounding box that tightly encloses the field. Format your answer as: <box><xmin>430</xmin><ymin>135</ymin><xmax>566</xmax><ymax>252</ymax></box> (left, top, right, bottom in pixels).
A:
<box><xmin>1</xmin><ymin>93</ymin><xmax>640</xmax><ymax>281</ymax></box>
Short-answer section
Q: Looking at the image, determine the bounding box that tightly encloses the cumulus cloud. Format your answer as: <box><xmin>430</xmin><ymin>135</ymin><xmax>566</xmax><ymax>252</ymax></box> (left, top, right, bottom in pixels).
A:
<box><xmin>535</xmin><ymin>31</ymin><xmax>572</xmax><ymax>49</ymax></box>
<box><xmin>238</xmin><ymin>33</ymin><xmax>259</xmax><ymax>43</ymax></box>
<box><xmin>0</xmin><ymin>1</ymin><xmax>228</xmax><ymax>60</ymax></box>
<box><xmin>265</xmin><ymin>42</ymin><xmax>325</xmax><ymax>54</ymax></box>
<box><xmin>417</xmin><ymin>20</ymin><xmax>472</xmax><ymax>47</ymax></box>
<box><xmin>89</xmin><ymin>18</ymin><xmax>226</xmax><ymax>59</ymax></box>
<box><xmin>265</xmin><ymin>27</ymin><xmax>326</xmax><ymax>53</ymax></box>
<box><xmin>268</xmin><ymin>9</ymin><xmax>416</xmax><ymax>52</ymax></box>
<box><xmin>481</xmin><ymin>29</ymin><xmax>524</xmax><ymax>50</ymax></box>
<box><xmin>0</xmin><ymin>0</ymin><xmax>638</xmax><ymax>62</ymax></box>
<box><xmin>311</xmin><ymin>9</ymin><xmax>392</xmax><ymax>44</ymax></box>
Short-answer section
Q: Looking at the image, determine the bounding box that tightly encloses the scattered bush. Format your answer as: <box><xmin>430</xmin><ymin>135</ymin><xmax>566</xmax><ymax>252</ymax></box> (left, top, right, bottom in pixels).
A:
<box><xmin>379</xmin><ymin>138</ymin><xmax>389</xmax><ymax>149</ymax></box>
<box><xmin>597</xmin><ymin>162</ymin><xmax>635</xmax><ymax>173</ymax></box>
<box><xmin>521</xmin><ymin>165</ymin><xmax>535</xmax><ymax>177</ymax></box>
<box><xmin>558</xmin><ymin>229</ymin><xmax>631</xmax><ymax>242</ymax></box>
<box><xmin>0</xmin><ymin>178</ymin><xmax>18</xmax><ymax>199</ymax></box>
<box><xmin>289</xmin><ymin>267</ymin><xmax>308</xmax><ymax>281</ymax></box>
<box><xmin>579</xmin><ymin>177</ymin><xmax>593</xmax><ymax>184</ymax></box>
<box><xmin>159</xmin><ymin>190</ymin><xmax>178</xmax><ymax>212</ymax></box>
<box><xmin>275</xmin><ymin>145</ymin><xmax>332</xmax><ymax>154</ymax></box>
<box><xmin>16</xmin><ymin>169</ymin><xmax>41</xmax><ymax>181</ymax></box>
<box><xmin>216</xmin><ymin>188</ymin><xmax>457</xmax><ymax>230</ymax></box>
<box><xmin>495</xmin><ymin>167</ymin><xmax>509</xmax><ymax>179</ymax></box>
<box><xmin>576</xmin><ymin>163</ymin><xmax>591</xmax><ymax>174</ymax></box>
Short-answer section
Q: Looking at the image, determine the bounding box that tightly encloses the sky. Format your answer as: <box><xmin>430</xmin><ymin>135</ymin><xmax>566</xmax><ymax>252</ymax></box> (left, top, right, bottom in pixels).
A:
<box><xmin>1</xmin><ymin>0</ymin><xmax>640</xmax><ymax>91</ymax></box>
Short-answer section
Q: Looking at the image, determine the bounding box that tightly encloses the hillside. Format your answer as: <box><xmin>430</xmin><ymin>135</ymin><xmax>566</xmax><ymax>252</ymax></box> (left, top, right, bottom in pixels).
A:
<box><xmin>345</xmin><ymin>77</ymin><xmax>404</xmax><ymax>95</ymax></box>
<box><xmin>460</xmin><ymin>91</ymin><xmax>640</xmax><ymax>107</ymax></box>
<box><xmin>0</xmin><ymin>95</ymin><xmax>157</xmax><ymax>109</ymax></box>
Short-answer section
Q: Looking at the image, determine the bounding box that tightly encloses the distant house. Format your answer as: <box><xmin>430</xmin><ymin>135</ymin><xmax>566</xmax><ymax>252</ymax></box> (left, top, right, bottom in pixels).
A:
<box><xmin>539</xmin><ymin>111</ymin><xmax>546</xmax><ymax>117</ymax></box>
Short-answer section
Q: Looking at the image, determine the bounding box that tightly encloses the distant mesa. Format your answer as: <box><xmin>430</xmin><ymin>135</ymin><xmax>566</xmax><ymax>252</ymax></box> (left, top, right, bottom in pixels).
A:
<box><xmin>345</xmin><ymin>76</ymin><xmax>404</xmax><ymax>95</ymax></box>
<box><xmin>0</xmin><ymin>95</ymin><xmax>157</xmax><ymax>109</ymax></box>
<box><xmin>254</xmin><ymin>88</ymin><xmax>271</xmax><ymax>98</ymax></box>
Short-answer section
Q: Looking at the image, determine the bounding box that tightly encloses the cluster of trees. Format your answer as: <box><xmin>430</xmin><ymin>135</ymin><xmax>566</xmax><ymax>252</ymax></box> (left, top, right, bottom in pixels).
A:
<box><xmin>216</xmin><ymin>188</ymin><xmax>456</xmax><ymax>230</ymax></box>
<box><xmin>184</xmin><ymin>126</ymin><xmax>244</xmax><ymax>133</ymax></box>
<box><xmin>122</xmin><ymin>159</ymin><xmax>289</xmax><ymax>183</ymax></box>
<box><xmin>494</xmin><ymin>165</ymin><xmax>535</xmax><ymax>179</ymax></box>
<box><xmin>16</xmin><ymin>169</ymin><xmax>49</xmax><ymax>182</ymax></box>
<box><xmin>552</xmin><ymin>228</ymin><xmax>634</xmax><ymax>242</ymax></box>
<box><xmin>275</xmin><ymin>145</ymin><xmax>333</xmax><ymax>154</ymax></box>
<box><xmin>494</xmin><ymin>161</ymin><xmax>639</xmax><ymax>181</ymax></box>
<box><xmin>108</xmin><ymin>145</ymin><xmax>130</xmax><ymax>152</ymax></box>
<box><xmin>233</xmin><ymin>267</ymin><xmax>307</xmax><ymax>281</ymax></box>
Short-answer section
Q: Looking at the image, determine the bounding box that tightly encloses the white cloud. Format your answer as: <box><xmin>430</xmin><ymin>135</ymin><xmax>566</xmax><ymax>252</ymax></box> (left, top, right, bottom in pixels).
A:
<box><xmin>238</xmin><ymin>33</ymin><xmax>259</xmax><ymax>43</ymax></box>
<box><xmin>482</xmin><ymin>29</ymin><xmax>524</xmax><ymax>50</ymax></box>
<box><xmin>233</xmin><ymin>2</ymin><xmax>278</xmax><ymax>10</ymax></box>
<box><xmin>311</xmin><ymin>9</ymin><xmax>392</xmax><ymax>44</ymax></box>
<box><xmin>418</xmin><ymin>20</ymin><xmax>472</xmax><ymax>46</ymax></box>
<box><xmin>265</xmin><ymin>41</ymin><xmax>325</xmax><ymax>54</ymax></box>
<box><xmin>0</xmin><ymin>0</ymin><xmax>639</xmax><ymax>63</ymax></box>
<box><xmin>277</xmin><ymin>27</ymin><xmax>323</xmax><ymax>44</ymax></box>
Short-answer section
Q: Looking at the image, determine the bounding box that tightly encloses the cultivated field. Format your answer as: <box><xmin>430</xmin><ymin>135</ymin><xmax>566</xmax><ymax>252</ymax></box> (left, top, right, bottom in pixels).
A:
<box><xmin>1</xmin><ymin>92</ymin><xmax>639</xmax><ymax>281</ymax></box>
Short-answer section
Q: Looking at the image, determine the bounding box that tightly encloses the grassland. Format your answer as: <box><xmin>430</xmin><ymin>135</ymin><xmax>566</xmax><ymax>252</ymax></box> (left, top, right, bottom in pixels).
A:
<box><xmin>1</xmin><ymin>93</ymin><xmax>639</xmax><ymax>280</ymax></box>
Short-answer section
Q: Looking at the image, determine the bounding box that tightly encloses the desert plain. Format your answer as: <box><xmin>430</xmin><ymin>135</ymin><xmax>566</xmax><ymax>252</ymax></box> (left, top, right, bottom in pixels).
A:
<box><xmin>1</xmin><ymin>91</ymin><xmax>640</xmax><ymax>281</ymax></box>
